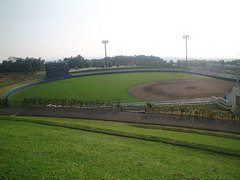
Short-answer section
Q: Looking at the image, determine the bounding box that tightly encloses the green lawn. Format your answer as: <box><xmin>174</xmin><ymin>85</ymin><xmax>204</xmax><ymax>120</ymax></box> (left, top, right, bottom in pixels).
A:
<box><xmin>4</xmin><ymin>115</ymin><xmax>240</xmax><ymax>152</ymax></box>
<box><xmin>10</xmin><ymin>72</ymin><xmax>210</xmax><ymax>102</ymax></box>
<box><xmin>0</xmin><ymin>116</ymin><xmax>240</xmax><ymax>179</ymax></box>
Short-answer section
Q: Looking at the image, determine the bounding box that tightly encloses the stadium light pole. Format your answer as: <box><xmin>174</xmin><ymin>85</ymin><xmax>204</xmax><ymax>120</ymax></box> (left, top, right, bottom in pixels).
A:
<box><xmin>237</xmin><ymin>63</ymin><xmax>240</xmax><ymax>88</ymax></box>
<box><xmin>182</xmin><ymin>35</ymin><xmax>190</xmax><ymax>70</ymax></box>
<box><xmin>102</xmin><ymin>40</ymin><xmax>109</xmax><ymax>69</ymax></box>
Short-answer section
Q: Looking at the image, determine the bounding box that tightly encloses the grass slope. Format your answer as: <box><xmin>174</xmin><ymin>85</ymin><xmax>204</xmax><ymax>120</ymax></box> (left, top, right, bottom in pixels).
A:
<box><xmin>0</xmin><ymin>117</ymin><xmax>240</xmax><ymax>179</ymax></box>
<box><xmin>0</xmin><ymin>71</ymin><xmax>45</xmax><ymax>97</ymax></box>
<box><xmin>9</xmin><ymin>72</ymin><xmax>210</xmax><ymax>102</ymax></box>
<box><xmin>1</xmin><ymin>115</ymin><xmax>240</xmax><ymax>155</ymax></box>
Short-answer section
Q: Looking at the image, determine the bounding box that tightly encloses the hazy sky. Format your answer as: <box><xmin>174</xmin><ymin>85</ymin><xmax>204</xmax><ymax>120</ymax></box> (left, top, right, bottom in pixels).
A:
<box><xmin>0</xmin><ymin>0</ymin><xmax>240</xmax><ymax>61</ymax></box>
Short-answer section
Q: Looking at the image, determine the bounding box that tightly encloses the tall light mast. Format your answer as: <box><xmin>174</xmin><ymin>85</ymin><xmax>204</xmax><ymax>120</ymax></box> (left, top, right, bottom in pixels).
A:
<box><xmin>102</xmin><ymin>40</ymin><xmax>109</xmax><ymax>68</ymax></box>
<box><xmin>236</xmin><ymin>63</ymin><xmax>240</xmax><ymax>88</ymax></box>
<box><xmin>182</xmin><ymin>35</ymin><xmax>190</xmax><ymax>70</ymax></box>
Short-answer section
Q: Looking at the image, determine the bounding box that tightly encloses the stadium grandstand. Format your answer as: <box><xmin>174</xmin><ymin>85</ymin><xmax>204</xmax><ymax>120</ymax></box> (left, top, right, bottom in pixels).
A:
<box><xmin>191</xmin><ymin>63</ymin><xmax>237</xmax><ymax>79</ymax></box>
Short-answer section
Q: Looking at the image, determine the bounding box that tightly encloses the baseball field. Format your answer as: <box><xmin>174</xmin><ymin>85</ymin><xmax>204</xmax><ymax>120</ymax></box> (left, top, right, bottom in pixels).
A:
<box><xmin>9</xmin><ymin>72</ymin><xmax>234</xmax><ymax>102</ymax></box>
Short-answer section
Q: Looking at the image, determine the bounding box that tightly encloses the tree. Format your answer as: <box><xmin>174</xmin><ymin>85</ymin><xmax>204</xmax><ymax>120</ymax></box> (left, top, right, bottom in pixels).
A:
<box><xmin>64</xmin><ymin>55</ymin><xmax>87</xmax><ymax>68</ymax></box>
<box><xmin>0</xmin><ymin>57</ymin><xmax>45</xmax><ymax>73</ymax></box>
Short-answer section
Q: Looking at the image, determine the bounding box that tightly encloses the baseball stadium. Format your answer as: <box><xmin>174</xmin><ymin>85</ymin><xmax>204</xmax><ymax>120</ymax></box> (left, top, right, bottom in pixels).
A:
<box><xmin>1</xmin><ymin>59</ymin><xmax>240</xmax><ymax>179</ymax></box>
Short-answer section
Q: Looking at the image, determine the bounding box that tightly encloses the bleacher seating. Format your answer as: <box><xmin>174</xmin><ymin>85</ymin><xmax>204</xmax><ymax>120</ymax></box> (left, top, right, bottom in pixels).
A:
<box><xmin>191</xmin><ymin>64</ymin><xmax>237</xmax><ymax>79</ymax></box>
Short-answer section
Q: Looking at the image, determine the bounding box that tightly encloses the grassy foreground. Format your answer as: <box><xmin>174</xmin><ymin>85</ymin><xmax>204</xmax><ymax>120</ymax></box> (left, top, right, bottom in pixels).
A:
<box><xmin>9</xmin><ymin>72</ymin><xmax>209</xmax><ymax>102</ymax></box>
<box><xmin>0</xmin><ymin>116</ymin><xmax>240</xmax><ymax>179</ymax></box>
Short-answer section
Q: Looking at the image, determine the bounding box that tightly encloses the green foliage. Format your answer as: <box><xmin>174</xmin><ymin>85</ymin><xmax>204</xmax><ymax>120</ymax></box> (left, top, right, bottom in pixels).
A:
<box><xmin>146</xmin><ymin>102</ymin><xmax>152</xmax><ymax>109</ymax></box>
<box><xmin>63</xmin><ymin>55</ymin><xmax>89</xmax><ymax>68</ymax></box>
<box><xmin>146</xmin><ymin>104</ymin><xmax>240</xmax><ymax>121</ymax></box>
<box><xmin>66</xmin><ymin>55</ymin><xmax>175</xmax><ymax>68</ymax></box>
<box><xmin>0</xmin><ymin>57</ymin><xmax>45</xmax><ymax>73</ymax></box>
<box><xmin>0</xmin><ymin>97</ymin><xmax>9</xmax><ymax>108</ymax></box>
<box><xmin>226</xmin><ymin>59</ymin><xmax>240</xmax><ymax>65</ymax></box>
<box><xmin>12</xmin><ymin>97</ymin><xmax>122</xmax><ymax>111</ymax></box>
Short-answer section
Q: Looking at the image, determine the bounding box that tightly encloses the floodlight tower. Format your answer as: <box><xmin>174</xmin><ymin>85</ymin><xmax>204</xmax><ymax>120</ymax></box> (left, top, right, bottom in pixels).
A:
<box><xmin>102</xmin><ymin>40</ymin><xmax>109</xmax><ymax>57</ymax></box>
<box><xmin>182</xmin><ymin>35</ymin><xmax>190</xmax><ymax>70</ymax></box>
<box><xmin>236</xmin><ymin>63</ymin><xmax>240</xmax><ymax>88</ymax></box>
<box><xmin>102</xmin><ymin>40</ymin><xmax>109</xmax><ymax>68</ymax></box>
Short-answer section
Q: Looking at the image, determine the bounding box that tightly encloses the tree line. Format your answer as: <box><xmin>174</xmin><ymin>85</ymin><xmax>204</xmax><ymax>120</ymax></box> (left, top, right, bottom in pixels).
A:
<box><xmin>0</xmin><ymin>57</ymin><xmax>45</xmax><ymax>73</ymax></box>
<box><xmin>1</xmin><ymin>54</ymin><xmax>238</xmax><ymax>73</ymax></box>
<box><xmin>52</xmin><ymin>55</ymin><xmax>233</xmax><ymax>69</ymax></box>
<box><xmin>62</xmin><ymin>55</ymin><xmax>175</xmax><ymax>69</ymax></box>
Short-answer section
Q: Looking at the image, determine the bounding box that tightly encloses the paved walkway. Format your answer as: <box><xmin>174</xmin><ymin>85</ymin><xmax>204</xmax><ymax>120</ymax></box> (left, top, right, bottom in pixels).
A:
<box><xmin>0</xmin><ymin>107</ymin><xmax>240</xmax><ymax>134</ymax></box>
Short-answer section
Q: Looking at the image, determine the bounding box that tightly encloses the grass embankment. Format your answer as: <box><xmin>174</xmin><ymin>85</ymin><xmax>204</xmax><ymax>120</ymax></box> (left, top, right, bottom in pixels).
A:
<box><xmin>1</xmin><ymin>115</ymin><xmax>240</xmax><ymax>156</ymax></box>
<box><xmin>10</xmin><ymin>72</ymin><xmax>210</xmax><ymax>102</ymax></box>
<box><xmin>0</xmin><ymin>71</ymin><xmax>45</xmax><ymax>97</ymax></box>
<box><xmin>0</xmin><ymin>116</ymin><xmax>240</xmax><ymax>179</ymax></box>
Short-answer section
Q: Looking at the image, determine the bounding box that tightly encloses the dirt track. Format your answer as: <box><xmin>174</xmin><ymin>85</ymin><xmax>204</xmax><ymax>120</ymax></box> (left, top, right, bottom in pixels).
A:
<box><xmin>128</xmin><ymin>79</ymin><xmax>234</xmax><ymax>101</ymax></box>
<box><xmin>1</xmin><ymin>107</ymin><xmax>240</xmax><ymax>134</ymax></box>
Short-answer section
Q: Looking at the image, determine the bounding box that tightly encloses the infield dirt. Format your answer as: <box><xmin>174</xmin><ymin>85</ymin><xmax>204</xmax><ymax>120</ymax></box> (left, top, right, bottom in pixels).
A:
<box><xmin>128</xmin><ymin>79</ymin><xmax>235</xmax><ymax>101</ymax></box>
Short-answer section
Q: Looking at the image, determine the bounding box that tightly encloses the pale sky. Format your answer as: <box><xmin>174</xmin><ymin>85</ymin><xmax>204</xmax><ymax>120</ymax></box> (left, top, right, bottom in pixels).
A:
<box><xmin>0</xmin><ymin>0</ymin><xmax>240</xmax><ymax>61</ymax></box>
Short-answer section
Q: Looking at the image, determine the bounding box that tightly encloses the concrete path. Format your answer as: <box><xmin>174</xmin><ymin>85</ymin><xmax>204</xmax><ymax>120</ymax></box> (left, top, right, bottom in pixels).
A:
<box><xmin>0</xmin><ymin>107</ymin><xmax>240</xmax><ymax>134</ymax></box>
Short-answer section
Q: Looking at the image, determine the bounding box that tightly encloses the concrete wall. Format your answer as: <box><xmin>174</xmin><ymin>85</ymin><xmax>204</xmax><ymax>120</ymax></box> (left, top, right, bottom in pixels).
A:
<box><xmin>226</xmin><ymin>87</ymin><xmax>240</xmax><ymax>106</ymax></box>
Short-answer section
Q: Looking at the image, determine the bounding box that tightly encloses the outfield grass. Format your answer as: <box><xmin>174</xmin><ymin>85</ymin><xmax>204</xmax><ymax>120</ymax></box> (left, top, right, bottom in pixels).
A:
<box><xmin>10</xmin><ymin>72</ymin><xmax>210</xmax><ymax>102</ymax></box>
<box><xmin>0</xmin><ymin>116</ymin><xmax>240</xmax><ymax>179</ymax></box>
